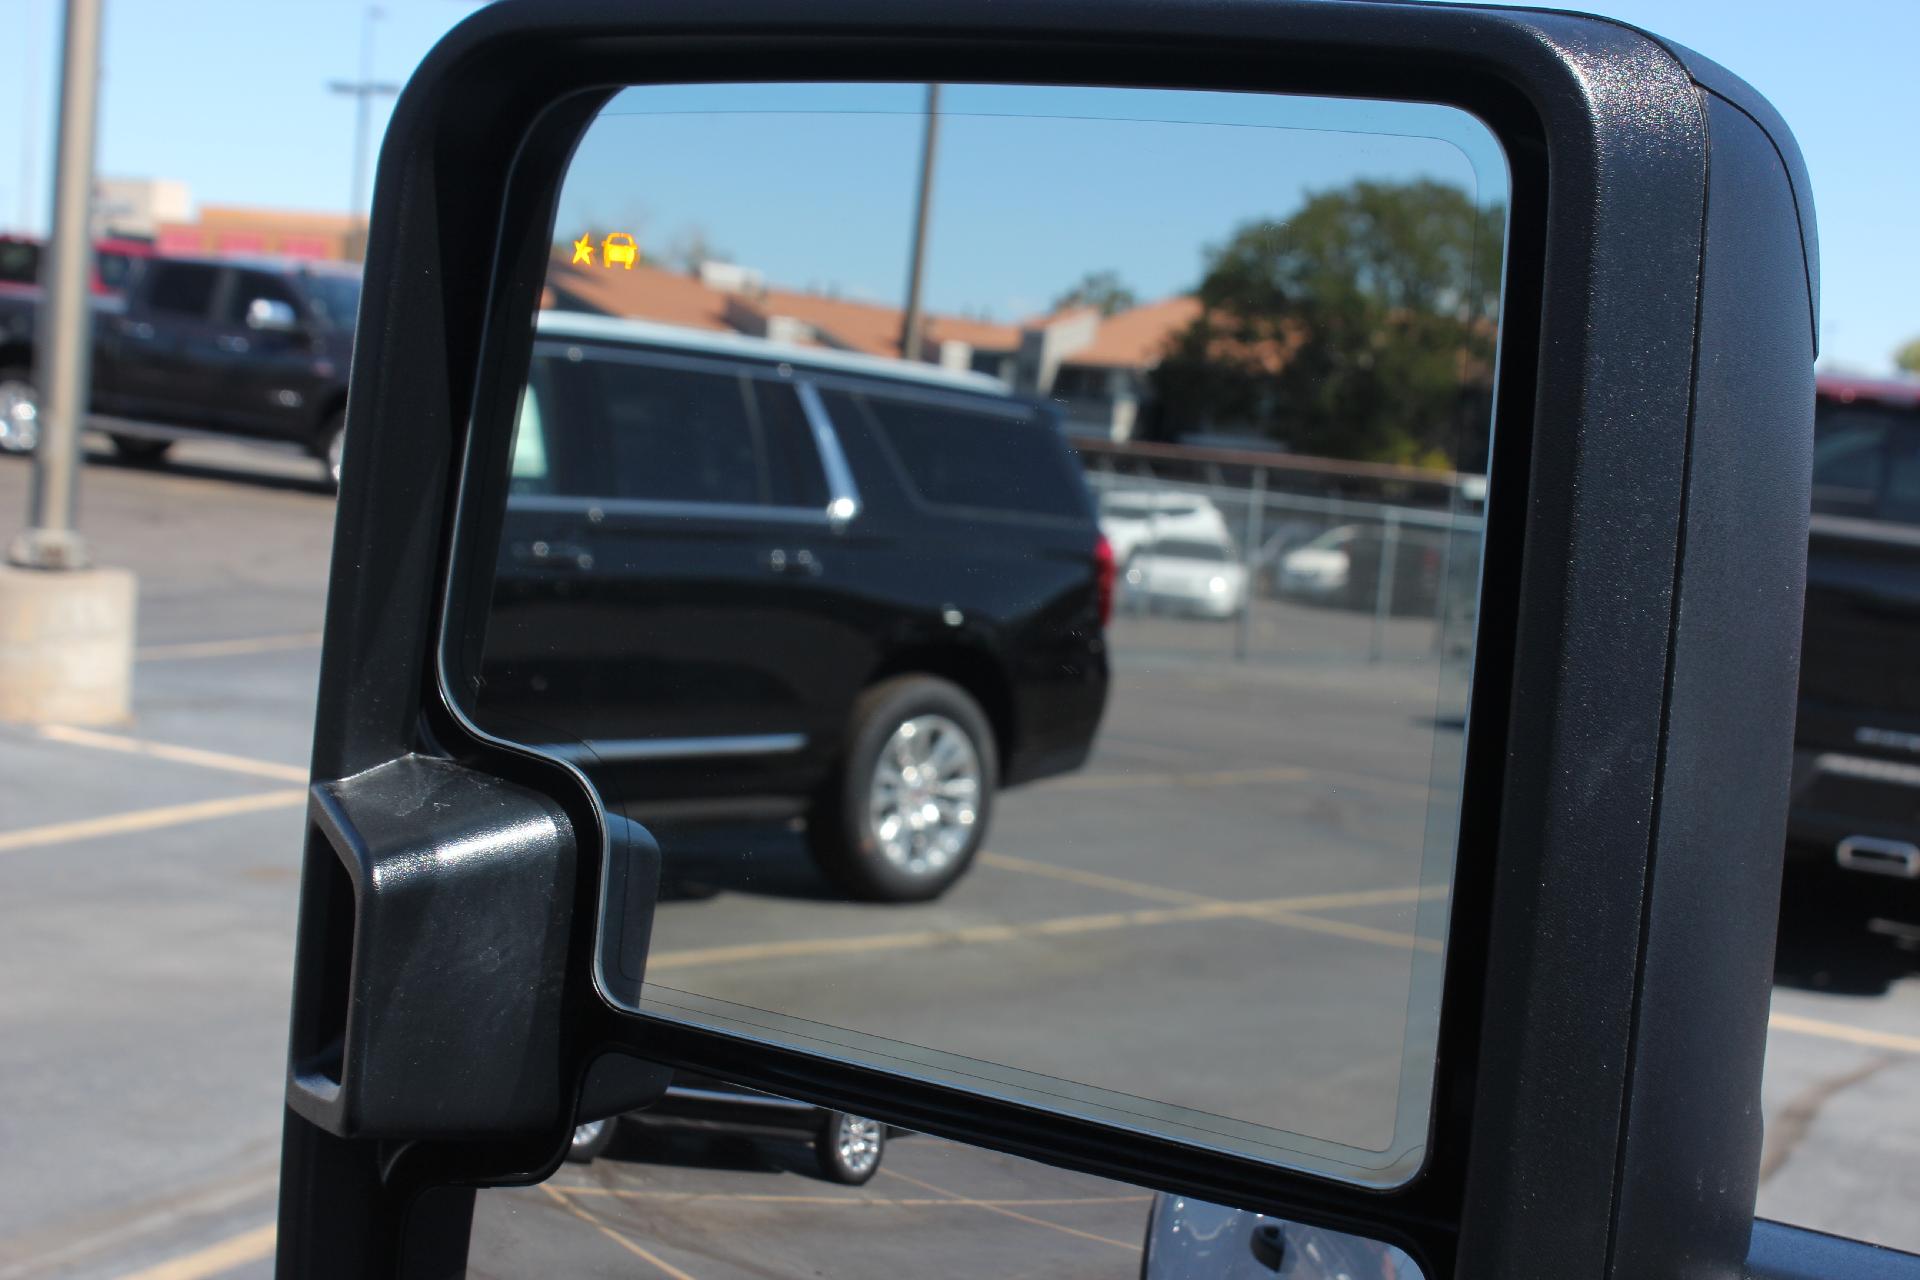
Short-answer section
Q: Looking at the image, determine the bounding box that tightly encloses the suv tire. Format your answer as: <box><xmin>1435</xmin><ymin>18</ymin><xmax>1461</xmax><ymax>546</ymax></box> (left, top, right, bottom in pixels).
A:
<box><xmin>0</xmin><ymin>366</ymin><xmax>39</xmax><ymax>454</ymax></box>
<box><xmin>812</xmin><ymin>1112</ymin><xmax>885</xmax><ymax>1185</ymax></box>
<box><xmin>809</xmin><ymin>674</ymin><xmax>997</xmax><ymax>902</ymax></box>
<box><xmin>565</xmin><ymin>1116</ymin><xmax>617</xmax><ymax>1164</ymax></box>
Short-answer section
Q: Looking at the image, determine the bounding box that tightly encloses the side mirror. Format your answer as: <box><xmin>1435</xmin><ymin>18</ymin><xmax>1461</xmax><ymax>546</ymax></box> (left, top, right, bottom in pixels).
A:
<box><xmin>245</xmin><ymin>297</ymin><xmax>300</xmax><ymax>333</ymax></box>
<box><xmin>278</xmin><ymin>3</ymin><xmax>1823</xmax><ymax>1276</ymax></box>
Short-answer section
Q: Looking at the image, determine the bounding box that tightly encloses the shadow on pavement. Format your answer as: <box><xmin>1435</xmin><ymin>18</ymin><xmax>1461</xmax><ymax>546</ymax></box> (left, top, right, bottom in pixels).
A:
<box><xmin>82</xmin><ymin>445</ymin><xmax>336</xmax><ymax>497</ymax></box>
<box><xmin>652</xmin><ymin>822</ymin><xmax>849</xmax><ymax>904</ymax></box>
<box><xmin>1774</xmin><ymin>861</ymin><xmax>1920</xmax><ymax>997</ymax></box>
<box><xmin>602</xmin><ymin>1126</ymin><xmax>849</xmax><ymax>1181</ymax></box>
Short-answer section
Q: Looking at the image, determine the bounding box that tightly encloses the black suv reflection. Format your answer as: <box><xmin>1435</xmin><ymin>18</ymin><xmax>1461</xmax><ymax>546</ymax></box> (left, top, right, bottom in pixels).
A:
<box><xmin>478</xmin><ymin>314</ymin><xmax>1112</xmax><ymax>901</ymax></box>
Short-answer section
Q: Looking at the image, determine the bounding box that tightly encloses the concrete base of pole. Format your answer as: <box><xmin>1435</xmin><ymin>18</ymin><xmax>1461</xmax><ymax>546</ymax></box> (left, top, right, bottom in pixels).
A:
<box><xmin>0</xmin><ymin>563</ymin><xmax>136</xmax><ymax>725</ymax></box>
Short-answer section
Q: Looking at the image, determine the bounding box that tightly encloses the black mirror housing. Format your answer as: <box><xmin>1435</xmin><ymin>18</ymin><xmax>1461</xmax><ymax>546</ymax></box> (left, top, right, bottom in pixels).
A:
<box><xmin>279</xmin><ymin>3</ymin><xmax>1817</xmax><ymax>1276</ymax></box>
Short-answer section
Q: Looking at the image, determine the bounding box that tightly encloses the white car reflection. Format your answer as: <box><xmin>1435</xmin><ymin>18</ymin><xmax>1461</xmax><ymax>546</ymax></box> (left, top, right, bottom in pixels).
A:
<box><xmin>1276</xmin><ymin>524</ymin><xmax>1360</xmax><ymax>601</ymax></box>
<box><xmin>1121</xmin><ymin>535</ymin><xmax>1249</xmax><ymax>619</ymax></box>
<box><xmin>1099</xmin><ymin>490</ymin><xmax>1234</xmax><ymax>566</ymax></box>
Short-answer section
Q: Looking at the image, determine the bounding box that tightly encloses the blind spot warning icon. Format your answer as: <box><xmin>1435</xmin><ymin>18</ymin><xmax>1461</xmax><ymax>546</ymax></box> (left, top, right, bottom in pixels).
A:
<box><xmin>603</xmin><ymin>233</ymin><xmax>638</xmax><ymax>269</ymax></box>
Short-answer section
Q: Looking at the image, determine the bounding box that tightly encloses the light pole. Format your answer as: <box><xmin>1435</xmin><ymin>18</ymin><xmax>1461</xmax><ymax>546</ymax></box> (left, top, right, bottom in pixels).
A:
<box><xmin>11</xmin><ymin>0</ymin><xmax>102</xmax><ymax>573</ymax></box>
<box><xmin>328</xmin><ymin>5</ymin><xmax>399</xmax><ymax>260</ymax></box>
<box><xmin>898</xmin><ymin>83</ymin><xmax>940</xmax><ymax>363</ymax></box>
<box><xmin>1</xmin><ymin>0</ymin><xmax>137</xmax><ymax>726</ymax></box>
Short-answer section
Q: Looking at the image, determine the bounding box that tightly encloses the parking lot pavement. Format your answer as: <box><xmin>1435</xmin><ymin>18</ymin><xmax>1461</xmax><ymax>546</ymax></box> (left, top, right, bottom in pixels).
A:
<box><xmin>1</xmin><ymin>450</ymin><xmax>1917</xmax><ymax>1277</ymax></box>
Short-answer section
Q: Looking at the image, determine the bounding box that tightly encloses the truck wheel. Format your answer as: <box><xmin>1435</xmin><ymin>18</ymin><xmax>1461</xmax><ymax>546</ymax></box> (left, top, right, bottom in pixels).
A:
<box><xmin>565</xmin><ymin>1116</ymin><xmax>617</xmax><ymax>1164</ymax></box>
<box><xmin>808</xmin><ymin>675</ymin><xmax>997</xmax><ymax>902</ymax></box>
<box><xmin>812</xmin><ymin>1112</ymin><xmax>885</xmax><ymax>1185</ymax></box>
<box><xmin>0</xmin><ymin>367</ymin><xmax>39</xmax><ymax>454</ymax></box>
<box><xmin>109</xmin><ymin>434</ymin><xmax>172</xmax><ymax>465</ymax></box>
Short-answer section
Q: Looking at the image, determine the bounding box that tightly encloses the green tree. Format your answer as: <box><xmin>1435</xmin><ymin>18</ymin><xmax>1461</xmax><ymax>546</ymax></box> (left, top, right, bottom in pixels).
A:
<box><xmin>1896</xmin><ymin>337</ymin><xmax>1920</xmax><ymax>376</ymax></box>
<box><xmin>1149</xmin><ymin>179</ymin><xmax>1502</xmax><ymax>467</ymax></box>
<box><xmin>1051</xmin><ymin>269</ymin><xmax>1137</xmax><ymax>318</ymax></box>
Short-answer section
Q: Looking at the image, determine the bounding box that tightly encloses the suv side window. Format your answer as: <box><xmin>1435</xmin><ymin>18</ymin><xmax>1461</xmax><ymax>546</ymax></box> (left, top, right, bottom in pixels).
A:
<box><xmin>142</xmin><ymin>262</ymin><xmax>220</xmax><ymax>318</ymax></box>
<box><xmin>509</xmin><ymin>358</ymin><xmax>555</xmax><ymax>496</ymax></box>
<box><xmin>1884</xmin><ymin>423</ymin><xmax>1920</xmax><ymax>526</ymax></box>
<box><xmin>753</xmin><ymin>380</ymin><xmax>831</xmax><ymax>509</ymax></box>
<box><xmin>861</xmin><ymin>392</ymin><xmax>1087</xmax><ymax>518</ymax></box>
<box><xmin>222</xmin><ymin>270</ymin><xmax>303</xmax><ymax>326</ymax></box>
<box><xmin>560</xmin><ymin>352</ymin><xmax>831</xmax><ymax>511</ymax></box>
<box><xmin>582</xmin><ymin>359</ymin><xmax>763</xmax><ymax>505</ymax></box>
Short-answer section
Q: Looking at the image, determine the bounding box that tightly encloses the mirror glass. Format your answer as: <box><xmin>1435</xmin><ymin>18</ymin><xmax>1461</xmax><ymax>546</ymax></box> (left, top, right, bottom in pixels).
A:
<box><xmin>456</xmin><ymin>83</ymin><xmax>1508</xmax><ymax>1187</ymax></box>
<box><xmin>474</xmin><ymin>1072</ymin><xmax>1427</xmax><ymax>1277</ymax></box>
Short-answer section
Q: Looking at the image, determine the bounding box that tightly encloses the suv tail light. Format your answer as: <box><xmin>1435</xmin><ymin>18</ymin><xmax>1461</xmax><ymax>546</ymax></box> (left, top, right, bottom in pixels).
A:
<box><xmin>1094</xmin><ymin>534</ymin><xmax>1116</xmax><ymax>628</ymax></box>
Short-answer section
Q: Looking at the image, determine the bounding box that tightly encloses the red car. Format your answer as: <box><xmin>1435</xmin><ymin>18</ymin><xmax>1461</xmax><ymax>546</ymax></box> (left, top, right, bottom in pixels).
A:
<box><xmin>0</xmin><ymin>234</ymin><xmax>153</xmax><ymax>297</ymax></box>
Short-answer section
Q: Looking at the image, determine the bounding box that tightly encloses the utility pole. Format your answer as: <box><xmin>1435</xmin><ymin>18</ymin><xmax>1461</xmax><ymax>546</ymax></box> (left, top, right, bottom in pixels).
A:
<box><xmin>898</xmin><ymin>83</ymin><xmax>940</xmax><ymax>363</ymax></box>
<box><xmin>1</xmin><ymin>0</ymin><xmax>137</xmax><ymax>725</ymax></box>
<box><xmin>12</xmin><ymin>0</ymin><xmax>101</xmax><ymax>573</ymax></box>
<box><xmin>328</xmin><ymin>5</ymin><xmax>399</xmax><ymax>261</ymax></box>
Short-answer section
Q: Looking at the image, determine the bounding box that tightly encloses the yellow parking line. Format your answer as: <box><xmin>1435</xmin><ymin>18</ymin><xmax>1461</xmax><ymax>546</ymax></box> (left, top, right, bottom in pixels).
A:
<box><xmin>38</xmin><ymin>725</ymin><xmax>307</xmax><ymax>783</ymax></box>
<box><xmin>111</xmin><ymin>1223</ymin><xmax>274</xmax><ymax>1280</ymax></box>
<box><xmin>977</xmin><ymin>851</ymin><xmax>1214</xmax><ymax>905</ymax></box>
<box><xmin>650</xmin><ymin>883</ymin><xmax>1442</xmax><ymax>972</ymax></box>
<box><xmin>135</xmin><ymin>632</ymin><xmax>324</xmax><ymax>661</ymax></box>
<box><xmin>981</xmin><ymin>850</ymin><xmax>1446</xmax><ymax>918</ymax></box>
<box><xmin>1052</xmin><ymin>763</ymin><xmax>1431</xmax><ymax>797</ymax></box>
<box><xmin>1048</xmin><ymin>764</ymin><xmax>1313</xmax><ymax>791</ymax></box>
<box><xmin>539</xmin><ymin>1185</ymin><xmax>701</xmax><ymax>1280</ymax></box>
<box><xmin>0</xmin><ymin>790</ymin><xmax>306</xmax><ymax>855</ymax></box>
<box><xmin>1253</xmin><ymin>907</ymin><xmax>1441</xmax><ymax>954</ymax></box>
<box><xmin>878</xmin><ymin>1167</ymin><xmax>1141</xmax><ymax>1252</ymax></box>
<box><xmin>553</xmin><ymin>1186</ymin><xmax>1151</xmax><ymax>1208</ymax></box>
<box><xmin>1770</xmin><ymin>1011</ymin><xmax>1920</xmax><ymax>1056</ymax></box>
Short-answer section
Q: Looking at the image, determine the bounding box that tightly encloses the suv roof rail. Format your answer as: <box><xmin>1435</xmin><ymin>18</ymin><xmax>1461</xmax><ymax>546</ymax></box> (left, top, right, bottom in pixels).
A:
<box><xmin>535</xmin><ymin>310</ymin><xmax>1015</xmax><ymax>398</ymax></box>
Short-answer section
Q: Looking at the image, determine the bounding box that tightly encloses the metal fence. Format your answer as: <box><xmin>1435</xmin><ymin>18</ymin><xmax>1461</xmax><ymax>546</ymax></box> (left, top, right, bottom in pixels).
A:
<box><xmin>1079</xmin><ymin>454</ymin><xmax>1485</xmax><ymax>665</ymax></box>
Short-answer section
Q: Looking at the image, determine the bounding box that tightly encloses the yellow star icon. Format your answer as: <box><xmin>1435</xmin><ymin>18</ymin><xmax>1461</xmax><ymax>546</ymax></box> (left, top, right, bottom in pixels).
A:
<box><xmin>570</xmin><ymin>234</ymin><xmax>594</xmax><ymax>266</ymax></box>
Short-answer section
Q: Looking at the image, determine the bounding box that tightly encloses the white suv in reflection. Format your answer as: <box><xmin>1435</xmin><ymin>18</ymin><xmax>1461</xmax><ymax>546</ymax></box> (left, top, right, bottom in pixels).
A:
<box><xmin>1098</xmin><ymin>490</ymin><xmax>1234</xmax><ymax>566</ymax></box>
<box><xmin>1120</xmin><ymin>534</ymin><xmax>1249</xmax><ymax>619</ymax></box>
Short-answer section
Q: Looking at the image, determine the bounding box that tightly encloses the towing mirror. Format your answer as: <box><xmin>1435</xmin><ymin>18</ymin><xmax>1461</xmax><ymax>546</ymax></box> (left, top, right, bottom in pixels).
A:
<box><xmin>279</xmin><ymin>3</ymin><xmax>1818</xmax><ymax>1276</ymax></box>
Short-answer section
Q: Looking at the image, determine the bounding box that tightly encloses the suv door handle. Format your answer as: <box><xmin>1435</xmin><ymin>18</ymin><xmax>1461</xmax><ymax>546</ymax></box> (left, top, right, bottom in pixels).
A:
<box><xmin>122</xmin><ymin>320</ymin><xmax>155</xmax><ymax>340</ymax></box>
<box><xmin>766</xmin><ymin>548</ymin><xmax>821</xmax><ymax>576</ymax></box>
<box><xmin>215</xmin><ymin>334</ymin><xmax>250</xmax><ymax>353</ymax></box>
<box><xmin>514</xmin><ymin>539</ymin><xmax>594</xmax><ymax>570</ymax></box>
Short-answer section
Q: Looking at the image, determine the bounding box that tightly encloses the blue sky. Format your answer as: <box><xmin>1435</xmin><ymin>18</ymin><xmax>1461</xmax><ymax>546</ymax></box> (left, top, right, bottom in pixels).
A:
<box><xmin>556</xmin><ymin>84</ymin><xmax>1501</xmax><ymax>323</ymax></box>
<box><xmin>0</xmin><ymin>0</ymin><xmax>1913</xmax><ymax>371</ymax></box>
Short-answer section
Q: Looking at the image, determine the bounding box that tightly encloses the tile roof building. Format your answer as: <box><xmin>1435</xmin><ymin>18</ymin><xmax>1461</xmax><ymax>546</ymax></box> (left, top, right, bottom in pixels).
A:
<box><xmin>541</xmin><ymin>254</ymin><xmax>1209</xmax><ymax>442</ymax></box>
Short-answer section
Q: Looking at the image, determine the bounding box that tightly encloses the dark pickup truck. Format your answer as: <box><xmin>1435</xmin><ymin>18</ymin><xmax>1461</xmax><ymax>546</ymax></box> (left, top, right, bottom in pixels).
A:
<box><xmin>0</xmin><ymin>254</ymin><xmax>360</xmax><ymax>482</ymax></box>
<box><xmin>1789</xmin><ymin>373</ymin><xmax>1920</xmax><ymax>895</ymax></box>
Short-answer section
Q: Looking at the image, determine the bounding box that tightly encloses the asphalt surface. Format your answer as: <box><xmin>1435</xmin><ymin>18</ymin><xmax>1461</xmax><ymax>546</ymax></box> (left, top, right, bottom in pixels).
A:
<box><xmin>1</xmin><ymin>441</ymin><xmax>1917</xmax><ymax>1279</ymax></box>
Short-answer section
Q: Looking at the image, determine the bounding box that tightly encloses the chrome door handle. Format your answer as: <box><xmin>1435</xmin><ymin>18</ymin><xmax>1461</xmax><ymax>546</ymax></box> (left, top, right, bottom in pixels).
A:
<box><xmin>515</xmin><ymin>539</ymin><xmax>594</xmax><ymax>570</ymax></box>
<box><xmin>767</xmin><ymin>549</ymin><xmax>820</xmax><ymax>576</ymax></box>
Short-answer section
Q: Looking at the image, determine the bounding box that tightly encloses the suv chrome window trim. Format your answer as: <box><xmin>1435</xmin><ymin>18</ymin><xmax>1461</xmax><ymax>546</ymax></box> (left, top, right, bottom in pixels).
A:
<box><xmin>794</xmin><ymin>380</ymin><xmax>862</xmax><ymax>524</ymax></box>
<box><xmin>840</xmin><ymin>388</ymin><xmax>1097</xmax><ymax>530</ymax></box>
<box><xmin>805</xmin><ymin>369</ymin><xmax>1038</xmax><ymax>422</ymax></box>
<box><xmin>539</xmin><ymin>733</ymin><xmax>807</xmax><ymax>763</ymax></box>
<box><xmin>537</xmin><ymin>309</ymin><xmax>1012</xmax><ymax>397</ymax></box>
<box><xmin>508</xmin><ymin>493</ymin><xmax>839</xmax><ymax>526</ymax></box>
<box><xmin>530</xmin><ymin>338</ymin><xmax>860</xmax><ymax>523</ymax></box>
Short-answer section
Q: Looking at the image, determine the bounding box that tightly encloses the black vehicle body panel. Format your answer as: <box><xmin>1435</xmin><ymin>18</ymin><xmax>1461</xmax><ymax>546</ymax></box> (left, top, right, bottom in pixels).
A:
<box><xmin>475</xmin><ymin>326</ymin><xmax>1109</xmax><ymax>819</ymax></box>
<box><xmin>1</xmin><ymin>255</ymin><xmax>355</xmax><ymax>450</ymax></box>
<box><xmin>274</xmin><ymin>3</ymin><xmax>1830</xmax><ymax>1277</ymax></box>
<box><xmin>627</xmin><ymin>1072</ymin><xmax>835</xmax><ymax>1142</ymax></box>
<box><xmin>1788</xmin><ymin>380</ymin><xmax>1920</xmax><ymax>881</ymax></box>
